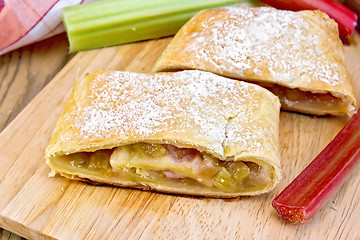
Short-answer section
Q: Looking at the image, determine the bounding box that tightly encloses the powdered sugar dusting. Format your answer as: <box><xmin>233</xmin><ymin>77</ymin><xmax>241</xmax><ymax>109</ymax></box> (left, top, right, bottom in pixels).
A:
<box><xmin>184</xmin><ymin>7</ymin><xmax>344</xmax><ymax>86</ymax></box>
<box><xmin>63</xmin><ymin>70</ymin><xmax>277</xmax><ymax>158</ymax></box>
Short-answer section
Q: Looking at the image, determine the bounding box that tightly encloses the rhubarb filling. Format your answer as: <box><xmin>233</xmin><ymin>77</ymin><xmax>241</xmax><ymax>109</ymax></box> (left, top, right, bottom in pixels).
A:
<box><xmin>258</xmin><ymin>83</ymin><xmax>351</xmax><ymax>115</ymax></box>
<box><xmin>52</xmin><ymin>143</ymin><xmax>272</xmax><ymax>193</ymax></box>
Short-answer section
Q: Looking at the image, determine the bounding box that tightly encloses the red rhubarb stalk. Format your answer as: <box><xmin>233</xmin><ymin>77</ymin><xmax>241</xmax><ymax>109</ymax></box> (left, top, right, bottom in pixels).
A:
<box><xmin>344</xmin><ymin>0</ymin><xmax>360</xmax><ymax>28</ymax></box>
<box><xmin>272</xmin><ymin>110</ymin><xmax>360</xmax><ymax>224</ymax></box>
<box><xmin>259</xmin><ymin>0</ymin><xmax>358</xmax><ymax>43</ymax></box>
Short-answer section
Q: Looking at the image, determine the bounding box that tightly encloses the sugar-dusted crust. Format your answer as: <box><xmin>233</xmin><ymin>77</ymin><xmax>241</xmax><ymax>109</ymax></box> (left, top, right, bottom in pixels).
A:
<box><xmin>45</xmin><ymin>70</ymin><xmax>281</xmax><ymax>197</ymax></box>
<box><xmin>153</xmin><ymin>6</ymin><xmax>356</xmax><ymax>116</ymax></box>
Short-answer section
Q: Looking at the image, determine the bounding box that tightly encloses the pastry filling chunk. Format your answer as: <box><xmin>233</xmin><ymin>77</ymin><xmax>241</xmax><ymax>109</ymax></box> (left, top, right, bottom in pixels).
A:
<box><xmin>259</xmin><ymin>83</ymin><xmax>351</xmax><ymax>114</ymax></box>
<box><xmin>59</xmin><ymin>143</ymin><xmax>272</xmax><ymax>192</ymax></box>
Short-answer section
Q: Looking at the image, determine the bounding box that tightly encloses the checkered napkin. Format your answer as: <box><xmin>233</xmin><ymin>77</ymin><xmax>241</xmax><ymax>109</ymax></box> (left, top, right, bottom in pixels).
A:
<box><xmin>0</xmin><ymin>0</ymin><xmax>96</xmax><ymax>55</ymax></box>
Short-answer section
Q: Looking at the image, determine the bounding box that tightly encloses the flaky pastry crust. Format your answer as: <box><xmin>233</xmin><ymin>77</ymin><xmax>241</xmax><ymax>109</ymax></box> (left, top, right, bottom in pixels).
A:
<box><xmin>46</xmin><ymin>70</ymin><xmax>281</xmax><ymax>197</ymax></box>
<box><xmin>153</xmin><ymin>6</ymin><xmax>357</xmax><ymax>116</ymax></box>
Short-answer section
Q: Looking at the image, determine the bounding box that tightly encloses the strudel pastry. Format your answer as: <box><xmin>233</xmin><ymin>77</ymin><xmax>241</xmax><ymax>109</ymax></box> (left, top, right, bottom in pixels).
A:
<box><xmin>153</xmin><ymin>6</ymin><xmax>357</xmax><ymax>116</ymax></box>
<box><xmin>45</xmin><ymin>70</ymin><xmax>281</xmax><ymax>197</ymax></box>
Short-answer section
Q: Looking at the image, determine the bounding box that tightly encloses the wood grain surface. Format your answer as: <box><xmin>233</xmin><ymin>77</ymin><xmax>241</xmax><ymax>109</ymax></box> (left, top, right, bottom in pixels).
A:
<box><xmin>0</xmin><ymin>33</ymin><xmax>74</xmax><ymax>240</ymax></box>
<box><xmin>0</xmin><ymin>32</ymin><xmax>359</xmax><ymax>240</ymax></box>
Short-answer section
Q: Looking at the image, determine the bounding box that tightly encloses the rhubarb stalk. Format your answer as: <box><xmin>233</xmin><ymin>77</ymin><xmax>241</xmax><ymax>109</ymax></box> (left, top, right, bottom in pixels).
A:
<box><xmin>272</xmin><ymin>110</ymin><xmax>360</xmax><ymax>224</ymax></box>
<box><xmin>259</xmin><ymin>0</ymin><xmax>358</xmax><ymax>43</ymax></box>
<box><xmin>344</xmin><ymin>0</ymin><xmax>360</xmax><ymax>28</ymax></box>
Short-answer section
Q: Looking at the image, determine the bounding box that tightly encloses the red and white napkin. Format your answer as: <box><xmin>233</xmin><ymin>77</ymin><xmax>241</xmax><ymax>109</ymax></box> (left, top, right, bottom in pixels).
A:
<box><xmin>0</xmin><ymin>0</ymin><xmax>96</xmax><ymax>55</ymax></box>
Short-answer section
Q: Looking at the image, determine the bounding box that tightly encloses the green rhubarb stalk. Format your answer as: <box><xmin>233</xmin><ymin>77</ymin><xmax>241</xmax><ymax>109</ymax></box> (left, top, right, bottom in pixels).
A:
<box><xmin>62</xmin><ymin>0</ymin><xmax>263</xmax><ymax>52</ymax></box>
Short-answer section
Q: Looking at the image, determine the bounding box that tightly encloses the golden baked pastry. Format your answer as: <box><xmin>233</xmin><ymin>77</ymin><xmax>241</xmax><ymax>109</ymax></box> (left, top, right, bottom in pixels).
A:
<box><xmin>153</xmin><ymin>6</ymin><xmax>357</xmax><ymax>116</ymax></box>
<box><xmin>45</xmin><ymin>70</ymin><xmax>281</xmax><ymax>197</ymax></box>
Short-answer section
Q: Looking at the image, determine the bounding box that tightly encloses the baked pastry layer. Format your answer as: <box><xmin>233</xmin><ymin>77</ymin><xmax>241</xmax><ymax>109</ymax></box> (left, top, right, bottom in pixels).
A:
<box><xmin>153</xmin><ymin>6</ymin><xmax>357</xmax><ymax>116</ymax></box>
<box><xmin>45</xmin><ymin>70</ymin><xmax>280</xmax><ymax>197</ymax></box>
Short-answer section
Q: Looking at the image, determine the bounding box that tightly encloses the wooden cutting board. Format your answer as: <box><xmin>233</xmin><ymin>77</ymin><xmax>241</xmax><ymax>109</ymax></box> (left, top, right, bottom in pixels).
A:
<box><xmin>0</xmin><ymin>33</ymin><xmax>360</xmax><ymax>240</ymax></box>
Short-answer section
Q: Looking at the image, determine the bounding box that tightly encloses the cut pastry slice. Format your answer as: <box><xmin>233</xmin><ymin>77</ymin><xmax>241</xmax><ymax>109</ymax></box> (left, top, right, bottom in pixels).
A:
<box><xmin>45</xmin><ymin>70</ymin><xmax>281</xmax><ymax>198</ymax></box>
<box><xmin>153</xmin><ymin>6</ymin><xmax>357</xmax><ymax>116</ymax></box>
